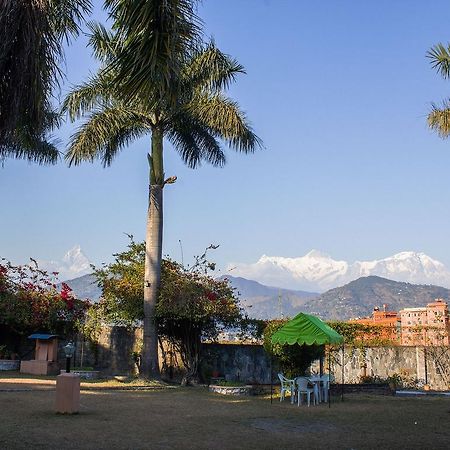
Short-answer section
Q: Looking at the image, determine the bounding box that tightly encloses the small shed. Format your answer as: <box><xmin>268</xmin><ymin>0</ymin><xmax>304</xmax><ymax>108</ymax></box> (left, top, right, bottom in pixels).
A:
<box><xmin>20</xmin><ymin>334</ymin><xmax>60</xmax><ymax>375</ymax></box>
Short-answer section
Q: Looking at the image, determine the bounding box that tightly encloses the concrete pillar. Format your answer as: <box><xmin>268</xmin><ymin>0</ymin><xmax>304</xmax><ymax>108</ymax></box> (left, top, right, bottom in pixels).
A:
<box><xmin>415</xmin><ymin>347</ymin><xmax>426</xmax><ymax>382</ymax></box>
<box><xmin>55</xmin><ymin>373</ymin><xmax>80</xmax><ymax>414</ymax></box>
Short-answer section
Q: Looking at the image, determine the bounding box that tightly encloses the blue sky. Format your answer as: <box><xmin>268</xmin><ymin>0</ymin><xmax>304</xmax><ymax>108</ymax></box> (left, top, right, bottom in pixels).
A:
<box><xmin>3</xmin><ymin>0</ymin><xmax>450</xmax><ymax>273</ymax></box>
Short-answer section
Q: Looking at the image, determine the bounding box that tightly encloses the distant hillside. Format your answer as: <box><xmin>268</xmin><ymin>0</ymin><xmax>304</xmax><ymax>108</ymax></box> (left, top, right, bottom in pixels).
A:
<box><xmin>63</xmin><ymin>273</ymin><xmax>318</xmax><ymax>317</ymax></box>
<box><xmin>59</xmin><ymin>274</ymin><xmax>101</xmax><ymax>302</ymax></box>
<box><xmin>61</xmin><ymin>273</ymin><xmax>449</xmax><ymax>322</ymax></box>
<box><xmin>302</xmin><ymin>275</ymin><xmax>450</xmax><ymax>321</ymax></box>
<box><xmin>221</xmin><ymin>275</ymin><xmax>318</xmax><ymax>320</ymax></box>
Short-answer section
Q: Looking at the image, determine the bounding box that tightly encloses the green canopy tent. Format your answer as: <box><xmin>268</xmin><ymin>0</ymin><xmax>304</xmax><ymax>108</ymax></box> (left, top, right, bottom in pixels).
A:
<box><xmin>270</xmin><ymin>312</ymin><xmax>344</xmax><ymax>407</ymax></box>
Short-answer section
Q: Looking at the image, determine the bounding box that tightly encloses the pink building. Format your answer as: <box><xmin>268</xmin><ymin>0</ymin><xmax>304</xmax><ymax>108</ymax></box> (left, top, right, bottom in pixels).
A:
<box><xmin>400</xmin><ymin>299</ymin><xmax>450</xmax><ymax>346</ymax></box>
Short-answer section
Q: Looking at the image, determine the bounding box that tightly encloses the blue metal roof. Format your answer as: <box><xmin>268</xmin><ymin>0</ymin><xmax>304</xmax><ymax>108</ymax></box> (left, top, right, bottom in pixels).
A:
<box><xmin>28</xmin><ymin>334</ymin><xmax>59</xmax><ymax>340</ymax></box>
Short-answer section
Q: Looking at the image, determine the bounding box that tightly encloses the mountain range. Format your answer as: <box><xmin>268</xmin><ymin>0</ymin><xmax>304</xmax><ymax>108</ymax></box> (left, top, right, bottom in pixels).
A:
<box><xmin>219</xmin><ymin>276</ymin><xmax>318</xmax><ymax>319</ymax></box>
<box><xmin>228</xmin><ymin>250</ymin><xmax>450</xmax><ymax>292</ymax></box>
<box><xmin>47</xmin><ymin>246</ymin><xmax>450</xmax><ymax>293</ymax></box>
<box><xmin>49</xmin><ymin>245</ymin><xmax>450</xmax><ymax>320</ymax></box>
<box><xmin>61</xmin><ymin>272</ymin><xmax>450</xmax><ymax>322</ymax></box>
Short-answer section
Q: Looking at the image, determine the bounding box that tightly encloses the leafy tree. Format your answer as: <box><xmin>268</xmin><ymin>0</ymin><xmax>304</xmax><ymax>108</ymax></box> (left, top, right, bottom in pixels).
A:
<box><xmin>63</xmin><ymin>18</ymin><xmax>261</xmax><ymax>378</ymax></box>
<box><xmin>89</xmin><ymin>239</ymin><xmax>242</xmax><ymax>384</ymax></box>
<box><xmin>0</xmin><ymin>0</ymin><xmax>91</xmax><ymax>164</ymax></box>
<box><xmin>92</xmin><ymin>239</ymin><xmax>146</xmax><ymax>328</ymax></box>
<box><xmin>157</xmin><ymin>258</ymin><xmax>241</xmax><ymax>385</ymax></box>
<box><xmin>263</xmin><ymin>320</ymin><xmax>324</xmax><ymax>378</ymax></box>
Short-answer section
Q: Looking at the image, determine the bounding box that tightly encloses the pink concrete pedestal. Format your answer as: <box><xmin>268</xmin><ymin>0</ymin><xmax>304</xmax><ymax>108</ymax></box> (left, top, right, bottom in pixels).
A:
<box><xmin>21</xmin><ymin>360</ymin><xmax>60</xmax><ymax>375</ymax></box>
<box><xmin>55</xmin><ymin>373</ymin><xmax>80</xmax><ymax>414</ymax></box>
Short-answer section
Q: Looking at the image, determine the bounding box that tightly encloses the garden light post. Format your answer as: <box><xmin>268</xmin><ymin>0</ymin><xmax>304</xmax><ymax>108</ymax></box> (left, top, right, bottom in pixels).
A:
<box><xmin>64</xmin><ymin>341</ymin><xmax>75</xmax><ymax>373</ymax></box>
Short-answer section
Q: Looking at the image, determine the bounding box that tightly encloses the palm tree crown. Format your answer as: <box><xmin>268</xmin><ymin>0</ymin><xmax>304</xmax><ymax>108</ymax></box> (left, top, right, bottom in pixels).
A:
<box><xmin>427</xmin><ymin>43</ymin><xmax>450</xmax><ymax>137</ymax></box>
<box><xmin>64</xmin><ymin>26</ymin><xmax>261</xmax><ymax>169</ymax></box>
<box><xmin>104</xmin><ymin>0</ymin><xmax>202</xmax><ymax>102</ymax></box>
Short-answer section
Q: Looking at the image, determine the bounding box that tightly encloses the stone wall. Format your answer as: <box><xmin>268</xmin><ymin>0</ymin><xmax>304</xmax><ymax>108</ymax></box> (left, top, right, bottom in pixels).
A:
<box><xmin>0</xmin><ymin>360</ymin><xmax>20</xmax><ymax>371</ymax></box>
<box><xmin>316</xmin><ymin>346</ymin><xmax>450</xmax><ymax>391</ymax></box>
<box><xmin>202</xmin><ymin>343</ymin><xmax>273</xmax><ymax>384</ymax></box>
<box><xmin>72</xmin><ymin>327</ymin><xmax>142</xmax><ymax>375</ymax></box>
<box><xmin>70</xmin><ymin>328</ymin><xmax>273</xmax><ymax>383</ymax></box>
<box><xmin>18</xmin><ymin>326</ymin><xmax>447</xmax><ymax>390</ymax></box>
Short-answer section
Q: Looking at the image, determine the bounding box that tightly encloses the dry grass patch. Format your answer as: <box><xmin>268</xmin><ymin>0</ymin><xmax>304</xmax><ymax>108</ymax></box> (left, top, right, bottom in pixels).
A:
<box><xmin>0</xmin><ymin>371</ymin><xmax>167</xmax><ymax>391</ymax></box>
<box><xmin>0</xmin><ymin>387</ymin><xmax>449</xmax><ymax>449</ymax></box>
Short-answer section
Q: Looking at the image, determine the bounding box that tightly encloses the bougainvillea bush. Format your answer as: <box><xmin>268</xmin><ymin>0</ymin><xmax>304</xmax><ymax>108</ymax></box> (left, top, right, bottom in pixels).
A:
<box><xmin>0</xmin><ymin>259</ymin><xmax>89</xmax><ymax>338</ymax></box>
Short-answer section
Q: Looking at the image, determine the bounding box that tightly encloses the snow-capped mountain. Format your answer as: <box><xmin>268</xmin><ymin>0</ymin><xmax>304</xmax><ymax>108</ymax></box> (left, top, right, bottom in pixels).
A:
<box><xmin>227</xmin><ymin>250</ymin><xmax>450</xmax><ymax>292</ymax></box>
<box><xmin>37</xmin><ymin>245</ymin><xmax>91</xmax><ymax>281</ymax></box>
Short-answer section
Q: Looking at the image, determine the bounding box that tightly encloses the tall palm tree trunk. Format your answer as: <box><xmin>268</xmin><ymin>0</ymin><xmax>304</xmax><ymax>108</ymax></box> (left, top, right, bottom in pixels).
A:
<box><xmin>142</xmin><ymin>128</ymin><xmax>164</xmax><ymax>378</ymax></box>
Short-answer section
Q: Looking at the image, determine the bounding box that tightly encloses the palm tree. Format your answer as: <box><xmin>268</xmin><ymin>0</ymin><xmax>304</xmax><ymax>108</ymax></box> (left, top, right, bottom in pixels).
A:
<box><xmin>104</xmin><ymin>0</ymin><xmax>201</xmax><ymax>102</ymax></box>
<box><xmin>63</xmin><ymin>25</ymin><xmax>261</xmax><ymax>378</ymax></box>
<box><xmin>0</xmin><ymin>0</ymin><xmax>91</xmax><ymax>164</ymax></box>
<box><xmin>427</xmin><ymin>43</ymin><xmax>450</xmax><ymax>137</ymax></box>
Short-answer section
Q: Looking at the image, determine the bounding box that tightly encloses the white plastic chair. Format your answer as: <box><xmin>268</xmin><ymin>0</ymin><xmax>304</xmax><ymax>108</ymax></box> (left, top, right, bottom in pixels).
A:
<box><xmin>308</xmin><ymin>375</ymin><xmax>322</xmax><ymax>403</ymax></box>
<box><xmin>320</xmin><ymin>374</ymin><xmax>334</xmax><ymax>403</ymax></box>
<box><xmin>296</xmin><ymin>377</ymin><xmax>315</xmax><ymax>407</ymax></box>
<box><xmin>312</xmin><ymin>379</ymin><xmax>321</xmax><ymax>404</ymax></box>
<box><xmin>278</xmin><ymin>373</ymin><xmax>295</xmax><ymax>403</ymax></box>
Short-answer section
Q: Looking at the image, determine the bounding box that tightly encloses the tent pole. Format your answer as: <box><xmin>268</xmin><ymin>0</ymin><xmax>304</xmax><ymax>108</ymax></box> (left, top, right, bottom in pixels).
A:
<box><xmin>270</xmin><ymin>355</ymin><xmax>273</xmax><ymax>404</ymax></box>
<box><xmin>319</xmin><ymin>350</ymin><xmax>324</xmax><ymax>377</ymax></box>
<box><xmin>328</xmin><ymin>346</ymin><xmax>331</xmax><ymax>409</ymax></box>
<box><xmin>341</xmin><ymin>343</ymin><xmax>344</xmax><ymax>402</ymax></box>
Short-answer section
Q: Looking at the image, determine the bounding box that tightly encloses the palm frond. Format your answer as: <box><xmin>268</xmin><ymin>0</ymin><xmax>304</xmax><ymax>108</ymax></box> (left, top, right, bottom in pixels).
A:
<box><xmin>66</xmin><ymin>107</ymin><xmax>151</xmax><ymax>166</ymax></box>
<box><xmin>187</xmin><ymin>93</ymin><xmax>262</xmax><ymax>153</ymax></box>
<box><xmin>62</xmin><ymin>70</ymin><xmax>116</xmax><ymax>121</ymax></box>
<box><xmin>87</xmin><ymin>21</ymin><xmax>120</xmax><ymax>62</ymax></box>
<box><xmin>50</xmin><ymin>0</ymin><xmax>92</xmax><ymax>40</ymax></box>
<box><xmin>0</xmin><ymin>108</ymin><xmax>60</xmax><ymax>164</ymax></box>
<box><xmin>0</xmin><ymin>134</ymin><xmax>60</xmax><ymax>165</ymax></box>
<box><xmin>427</xmin><ymin>43</ymin><xmax>450</xmax><ymax>80</ymax></box>
<box><xmin>428</xmin><ymin>101</ymin><xmax>450</xmax><ymax>137</ymax></box>
<box><xmin>182</xmin><ymin>41</ymin><xmax>245</xmax><ymax>93</ymax></box>
<box><xmin>168</xmin><ymin>114</ymin><xmax>225</xmax><ymax>168</ymax></box>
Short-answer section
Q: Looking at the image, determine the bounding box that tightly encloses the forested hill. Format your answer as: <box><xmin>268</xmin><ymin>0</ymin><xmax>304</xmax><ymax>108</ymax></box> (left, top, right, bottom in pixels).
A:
<box><xmin>301</xmin><ymin>276</ymin><xmax>450</xmax><ymax>321</ymax></box>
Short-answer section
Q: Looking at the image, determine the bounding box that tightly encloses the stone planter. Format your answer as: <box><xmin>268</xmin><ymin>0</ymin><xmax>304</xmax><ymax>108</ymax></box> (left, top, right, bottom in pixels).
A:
<box><xmin>209</xmin><ymin>385</ymin><xmax>252</xmax><ymax>396</ymax></box>
<box><xmin>60</xmin><ymin>370</ymin><xmax>101</xmax><ymax>380</ymax></box>
<box><xmin>0</xmin><ymin>360</ymin><xmax>20</xmax><ymax>371</ymax></box>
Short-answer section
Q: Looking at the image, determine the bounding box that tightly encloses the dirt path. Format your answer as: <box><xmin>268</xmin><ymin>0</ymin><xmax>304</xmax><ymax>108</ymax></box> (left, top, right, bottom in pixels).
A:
<box><xmin>0</xmin><ymin>376</ymin><xmax>56</xmax><ymax>391</ymax></box>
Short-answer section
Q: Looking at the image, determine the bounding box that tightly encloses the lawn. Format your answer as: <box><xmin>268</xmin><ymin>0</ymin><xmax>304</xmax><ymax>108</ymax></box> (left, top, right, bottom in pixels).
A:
<box><xmin>1</xmin><ymin>375</ymin><xmax>449</xmax><ymax>449</ymax></box>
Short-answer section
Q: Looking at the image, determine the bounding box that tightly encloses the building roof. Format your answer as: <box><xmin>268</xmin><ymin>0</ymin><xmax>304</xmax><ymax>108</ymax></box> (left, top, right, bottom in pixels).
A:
<box><xmin>400</xmin><ymin>307</ymin><xmax>427</xmax><ymax>312</ymax></box>
<box><xmin>28</xmin><ymin>334</ymin><xmax>59</xmax><ymax>340</ymax></box>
